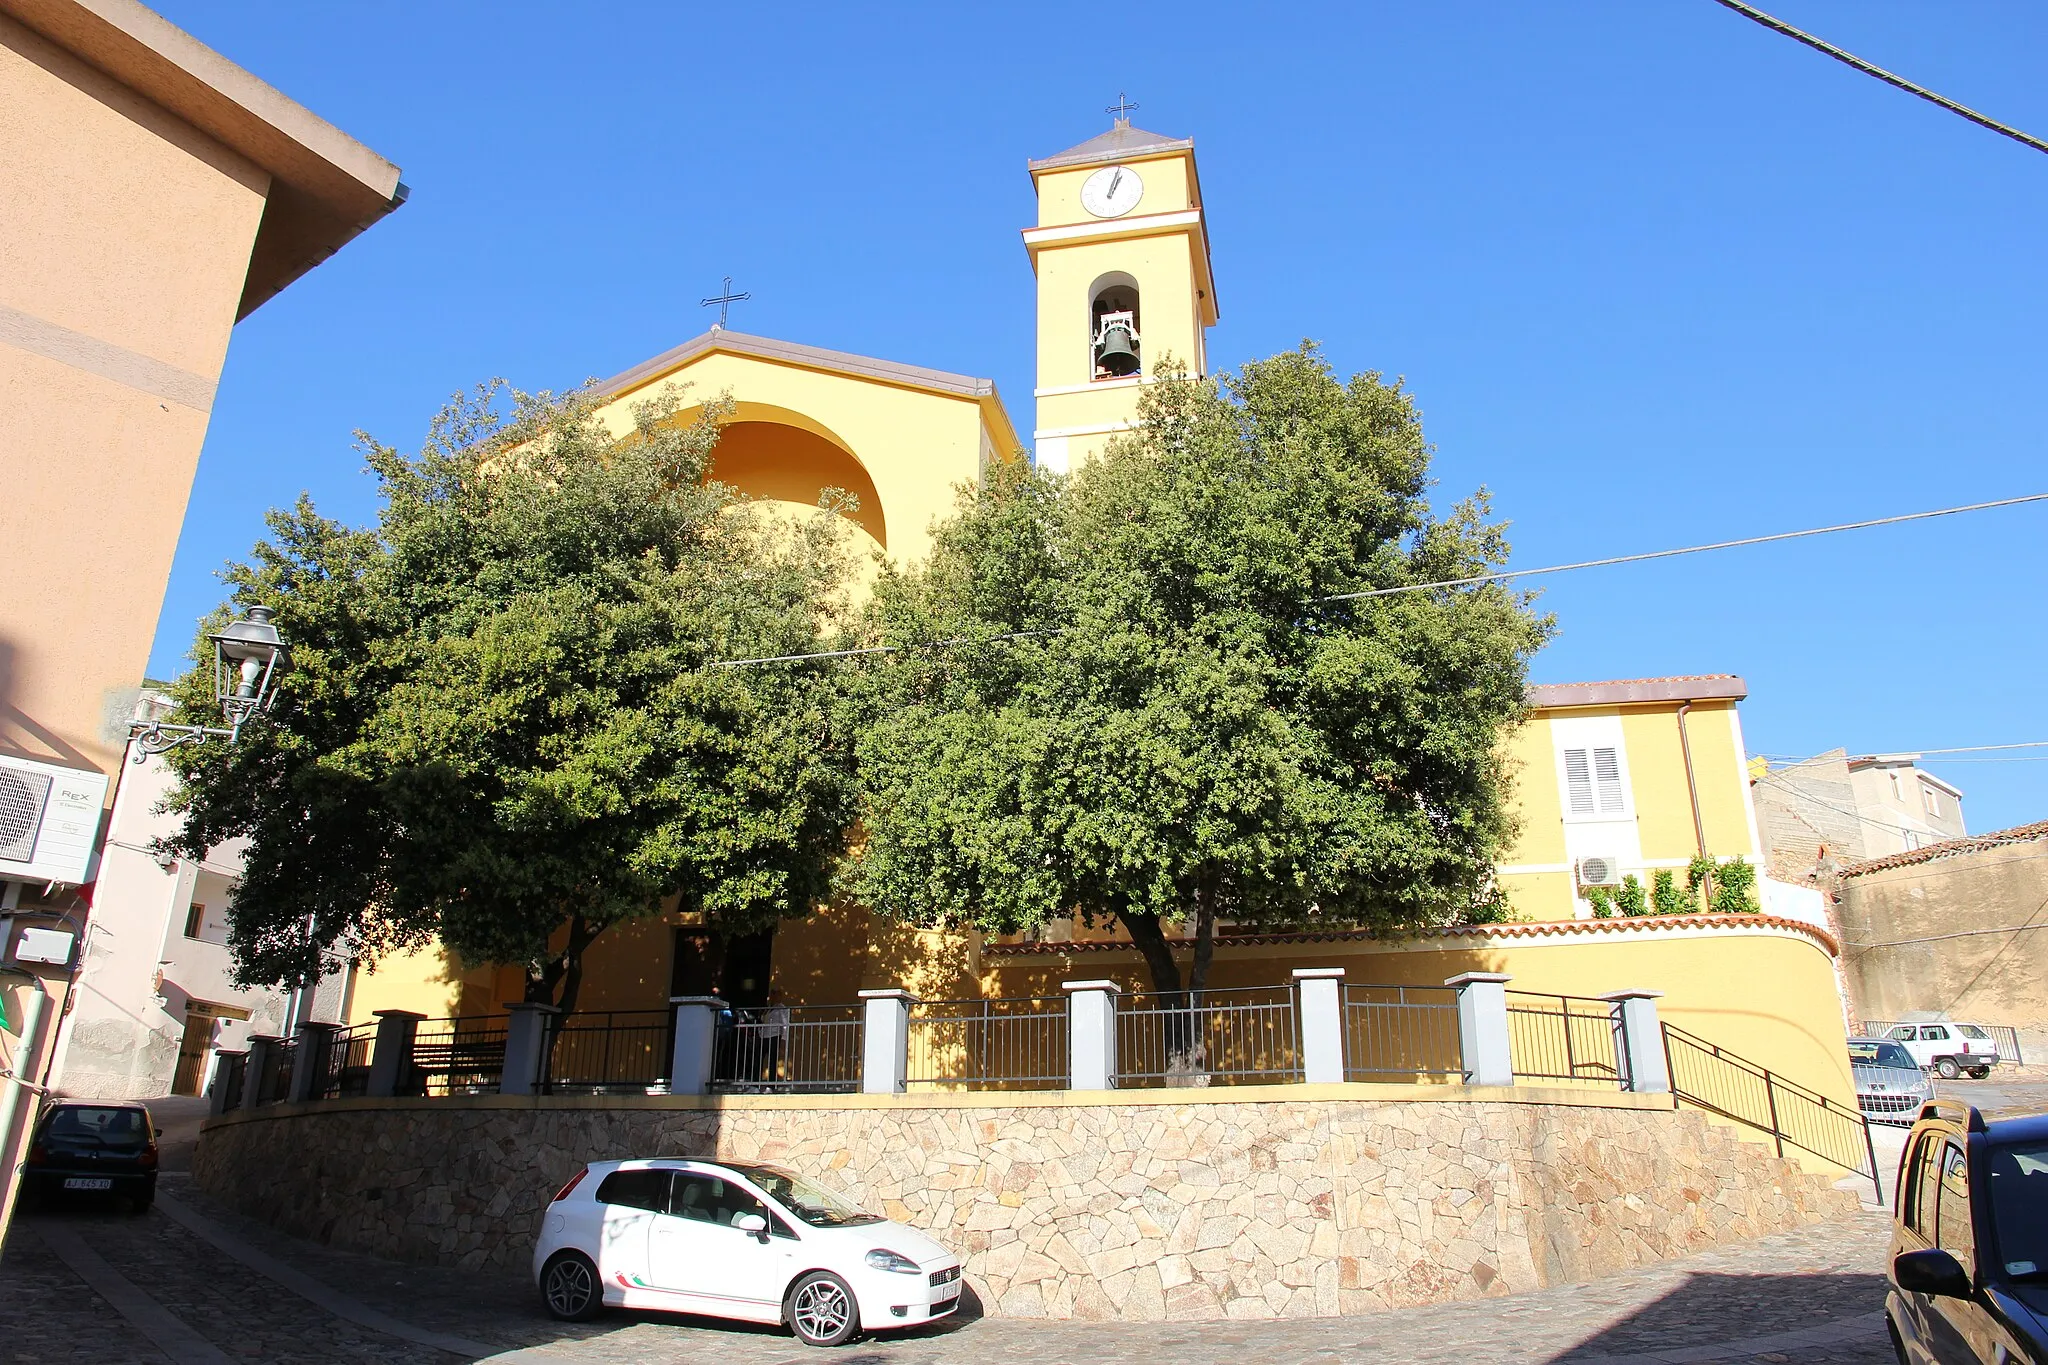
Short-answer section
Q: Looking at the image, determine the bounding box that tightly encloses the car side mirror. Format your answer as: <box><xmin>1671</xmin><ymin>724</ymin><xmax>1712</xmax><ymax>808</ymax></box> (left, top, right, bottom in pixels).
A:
<box><xmin>153</xmin><ymin>1127</ymin><xmax>164</xmax><ymax>1139</ymax></box>
<box><xmin>1893</xmin><ymin>1248</ymin><xmax>1971</xmax><ymax>1298</ymax></box>
<box><xmin>733</xmin><ymin>1212</ymin><xmax>769</xmax><ymax>1240</ymax></box>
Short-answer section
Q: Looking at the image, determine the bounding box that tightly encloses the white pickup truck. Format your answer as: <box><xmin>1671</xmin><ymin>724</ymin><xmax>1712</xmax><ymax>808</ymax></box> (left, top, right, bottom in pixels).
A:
<box><xmin>1882</xmin><ymin>1022</ymin><xmax>1998</xmax><ymax>1079</ymax></box>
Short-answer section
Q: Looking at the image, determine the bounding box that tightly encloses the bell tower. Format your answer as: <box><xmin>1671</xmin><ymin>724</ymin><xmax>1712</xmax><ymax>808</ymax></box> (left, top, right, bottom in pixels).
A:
<box><xmin>1025</xmin><ymin>107</ymin><xmax>1219</xmax><ymax>474</ymax></box>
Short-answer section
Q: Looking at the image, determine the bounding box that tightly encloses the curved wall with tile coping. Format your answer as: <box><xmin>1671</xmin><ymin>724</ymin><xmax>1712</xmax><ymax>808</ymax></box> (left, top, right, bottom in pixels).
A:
<box><xmin>193</xmin><ymin>1084</ymin><xmax>1857</xmax><ymax>1322</ymax></box>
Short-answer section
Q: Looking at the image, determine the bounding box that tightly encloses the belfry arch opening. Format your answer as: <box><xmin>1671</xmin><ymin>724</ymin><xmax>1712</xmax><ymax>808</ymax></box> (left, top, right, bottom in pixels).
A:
<box><xmin>703</xmin><ymin>412</ymin><xmax>887</xmax><ymax>552</ymax></box>
<box><xmin>1088</xmin><ymin>272</ymin><xmax>1141</xmax><ymax>380</ymax></box>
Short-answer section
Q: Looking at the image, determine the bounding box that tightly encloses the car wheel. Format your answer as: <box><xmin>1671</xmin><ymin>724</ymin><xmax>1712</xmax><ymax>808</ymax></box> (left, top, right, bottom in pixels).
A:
<box><xmin>1968</xmin><ymin>1066</ymin><xmax>1990</xmax><ymax>1079</ymax></box>
<box><xmin>128</xmin><ymin>1193</ymin><xmax>153</xmax><ymax>1215</ymax></box>
<box><xmin>1935</xmin><ymin>1057</ymin><xmax>1961</xmax><ymax>1080</ymax></box>
<box><xmin>787</xmin><ymin>1270</ymin><xmax>860</xmax><ymax>1347</ymax></box>
<box><xmin>540</xmin><ymin>1251</ymin><xmax>603</xmax><ymax>1322</ymax></box>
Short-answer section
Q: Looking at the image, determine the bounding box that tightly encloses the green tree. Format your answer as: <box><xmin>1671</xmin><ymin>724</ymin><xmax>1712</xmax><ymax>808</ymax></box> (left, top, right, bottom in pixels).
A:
<box><xmin>1707</xmin><ymin>857</ymin><xmax>1760</xmax><ymax>914</ymax></box>
<box><xmin>842</xmin><ymin>347</ymin><xmax>1550</xmax><ymax>1057</ymax></box>
<box><xmin>1650</xmin><ymin>868</ymin><xmax>1688</xmax><ymax>915</ymax></box>
<box><xmin>1615</xmin><ymin>873</ymin><xmax>1648</xmax><ymax>917</ymax></box>
<box><xmin>158</xmin><ymin>383</ymin><xmax>855</xmax><ymax>1014</ymax></box>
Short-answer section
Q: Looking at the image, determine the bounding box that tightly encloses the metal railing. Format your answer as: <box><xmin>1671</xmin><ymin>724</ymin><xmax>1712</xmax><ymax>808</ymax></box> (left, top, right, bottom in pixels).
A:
<box><xmin>254</xmin><ymin>1038</ymin><xmax>297</xmax><ymax>1106</ymax></box>
<box><xmin>1861</xmin><ymin>1019</ymin><xmax>2024</xmax><ymax>1067</ymax></box>
<box><xmin>405</xmin><ymin>1016</ymin><xmax>509</xmax><ymax>1096</ymax></box>
<box><xmin>312</xmin><ymin>1023</ymin><xmax>375</xmax><ymax>1100</ymax></box>
<box><xmin>1506</xmin><ymin>992</ymin><xmax>1629</xmax><ymax>1089</ymax></box>
<box><xmin>542</xmin><ymin>1010</ymin><xmax>672</xmax><ymax>1094</ymax></box>
<box><xmin>907</xmin><ymin>997</ymin><xmax>1068</xmax><ymax>1091</ymax></box>
<box><xmin>1116</xmin><ymin>986</ymin><xmax>1301</xmax><ymax>1087</ymax></box>
<box><xmin>1342</xmin><ymin>984</ymin><xmax>1465</xmax><ymax>1081</ymax></box>
<box><xmin>714</xmin><ymin>1005</ymin><xmax>861</xmax><ymax>1094</ymax></box>
<box><xmin>1666</xmin><ymin>1022</ymin><xmax>1881</xmax><ymax>1199</ymax></box>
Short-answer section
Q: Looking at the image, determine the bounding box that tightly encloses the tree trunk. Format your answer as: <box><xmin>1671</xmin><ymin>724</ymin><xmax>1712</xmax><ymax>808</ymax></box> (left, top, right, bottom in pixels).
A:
<box><xmin>523</xmin><ymin>911</ymin><xmax>608</xmax><ymax>1014</ymax></box>
<box><xmin>1117</xmin><ymin>904</ymin><xmax>1212</xmax><ymax>1084</ymax></box>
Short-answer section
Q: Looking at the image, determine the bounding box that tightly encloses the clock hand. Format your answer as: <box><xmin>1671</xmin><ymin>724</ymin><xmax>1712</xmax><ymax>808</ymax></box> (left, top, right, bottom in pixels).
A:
<box><xmin>1107</xmin><ymin>169</ymin><xmax>1122</xmax><ymax>199</ymax></box>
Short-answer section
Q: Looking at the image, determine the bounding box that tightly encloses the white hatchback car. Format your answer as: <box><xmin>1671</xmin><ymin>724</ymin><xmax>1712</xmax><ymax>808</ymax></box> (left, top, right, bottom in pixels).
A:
<box><xmin>532</xmin><ymin>1159</ymin><xmax>963</xmax><ymax>1347</ymax></box>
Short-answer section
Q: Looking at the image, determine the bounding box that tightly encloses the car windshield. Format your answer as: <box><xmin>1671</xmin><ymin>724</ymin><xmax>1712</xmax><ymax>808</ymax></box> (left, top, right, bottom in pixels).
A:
<box><xmin>1990</xmin><ymin>1142</ymin><xmax>2048</xmax><ymax>1281</ymax></box>
<box><xmin>46</xmin><ymin>1107</ymin><xmax>147</xmax><ymax>1143</ymax></box>
<box><xmin>728</xmin><ymin>1165</ymin><xmax>883</xmax><ymax>1228</ymax></box>
<box><xmin>1848</xmin><ymin>1041</ymin><xmax>1917</xmax><ymax>1070</ymax></box>
<box><xmin>1957</xmin><ymin>1025</ymin><xmax>1990</xmax><ymax>1040</ymax></box>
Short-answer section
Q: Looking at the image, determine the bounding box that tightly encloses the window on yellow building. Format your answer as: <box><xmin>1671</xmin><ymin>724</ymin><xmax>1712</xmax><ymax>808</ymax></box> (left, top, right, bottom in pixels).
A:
<box><xmin>1563</xmin><ymin>746</ymin><xmax>1627</xmax><ymax>817</ymax></box>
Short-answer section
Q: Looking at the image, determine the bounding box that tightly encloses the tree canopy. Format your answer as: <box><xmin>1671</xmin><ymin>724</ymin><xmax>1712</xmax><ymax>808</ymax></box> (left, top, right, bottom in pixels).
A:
<box><xmin>158</xmin><ymin>383</ymin><xmax>854</xmax><ymax>1012</ymax></box>
<box><xmin>841</xmin><ymin>346</ymin><xmax>1551</xmax><ymax>1008</ymax></box>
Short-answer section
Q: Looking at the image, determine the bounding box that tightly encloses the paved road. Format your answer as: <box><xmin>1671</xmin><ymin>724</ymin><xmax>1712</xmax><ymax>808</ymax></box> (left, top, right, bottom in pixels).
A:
<box><xmin>5</xmin><ymin>1071</ymin><xmax>2040</xmax><ymax>1365</ymax></box>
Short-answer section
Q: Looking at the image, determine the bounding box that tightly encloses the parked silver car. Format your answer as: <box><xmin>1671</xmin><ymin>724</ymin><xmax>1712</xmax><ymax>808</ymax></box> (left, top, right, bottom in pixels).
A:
<box><xmin>1850</xmin><ymin>1037</ymin><xmax>1933</xmax><ymax>1125</ymax></box>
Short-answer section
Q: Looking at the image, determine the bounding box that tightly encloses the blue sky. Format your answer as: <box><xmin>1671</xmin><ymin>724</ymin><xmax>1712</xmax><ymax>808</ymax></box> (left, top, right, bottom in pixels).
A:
<box><xmin>150</xmin><ymin>1</ymin><xmax>2048</xmax><ymax>833</ymax></box>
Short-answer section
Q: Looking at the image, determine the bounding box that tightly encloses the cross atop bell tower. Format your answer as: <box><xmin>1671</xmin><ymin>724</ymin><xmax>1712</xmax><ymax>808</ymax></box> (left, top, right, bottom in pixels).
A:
<box><xmin>1022</xmin><ymin>108</ymin><xmax>1218</xmax><ymax>474</ymax></box>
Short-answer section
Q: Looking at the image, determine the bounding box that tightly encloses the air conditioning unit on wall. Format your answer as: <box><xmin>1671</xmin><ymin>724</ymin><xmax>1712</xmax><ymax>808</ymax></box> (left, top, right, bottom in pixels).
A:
<box><xmin>0</xmin><ymin>753</ymin><xmax>108</xmax><ymax>886</ymax></box>
<box><xmin>1576</xmin><ymin>855</ymin><xmax>1624</xmax><ymax>888</ymax></box>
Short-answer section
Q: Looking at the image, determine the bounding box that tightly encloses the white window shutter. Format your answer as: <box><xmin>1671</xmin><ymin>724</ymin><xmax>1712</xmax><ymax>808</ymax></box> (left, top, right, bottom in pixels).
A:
<box><xmin>1563</xmin><ymin>748</ymin><xmax>1595</xmax><ymax>815</ymax></box>
<box><xmin>1592</xmin><ymin>746</ymin><xmax>1626</xmax><ymax>814</ymax></box>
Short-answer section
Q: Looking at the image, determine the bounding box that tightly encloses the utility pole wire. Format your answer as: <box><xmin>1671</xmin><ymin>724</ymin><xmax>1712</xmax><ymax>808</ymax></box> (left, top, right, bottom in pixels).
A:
<box><xmin>1708</xmin><ymin>0</ymin><xmax>2048</xmax><ymax>157</ymax></box>
<box><xmin>706</xmin><ymin>491</ymin><xmax>2048</xmax><ymax>668</ymax></box>
<box><xmin>1316</xmin><ymin>492</ymin><xmax>2048</xmax><ymax>603</ymax></box>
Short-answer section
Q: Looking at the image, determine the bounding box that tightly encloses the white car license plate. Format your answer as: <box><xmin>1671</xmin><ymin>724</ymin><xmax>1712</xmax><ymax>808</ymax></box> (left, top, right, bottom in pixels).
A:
<box><xmin>63</xmin><ymin>1178</ymin><xmax>113</xmax><ymax>1191</ymax></box>
<box><xmin>935</xmin><ymin>1285</ymin><xmax>959</xmax><ymax>1304</ymax></box>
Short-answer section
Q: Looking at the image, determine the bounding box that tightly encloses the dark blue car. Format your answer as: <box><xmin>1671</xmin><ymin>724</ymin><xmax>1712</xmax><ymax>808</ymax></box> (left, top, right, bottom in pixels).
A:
<box><xmin>1887</xmin><ymin>1101</ymin><xmax>2048</xmax><ymax>1363</ymax></box>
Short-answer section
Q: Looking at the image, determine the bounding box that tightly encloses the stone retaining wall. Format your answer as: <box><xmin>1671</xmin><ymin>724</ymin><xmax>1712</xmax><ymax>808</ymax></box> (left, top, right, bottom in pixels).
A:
<box><xmin>193</xmin><ymin>1085</ymin><xmax>1858</xmax><ymax>1321</ymax></box>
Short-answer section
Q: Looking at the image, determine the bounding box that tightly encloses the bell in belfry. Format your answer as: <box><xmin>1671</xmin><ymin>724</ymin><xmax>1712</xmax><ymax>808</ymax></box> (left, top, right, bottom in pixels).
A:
<box><xmin>1093</xmin><ymin>309</ymin><xmax>1140</xmax><ymax>378</ymax></box>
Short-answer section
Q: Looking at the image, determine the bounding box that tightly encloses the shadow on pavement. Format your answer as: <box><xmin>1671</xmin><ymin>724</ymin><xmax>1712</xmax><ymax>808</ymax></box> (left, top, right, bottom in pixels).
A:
<box><xmin>1545</xmin><ymin>1270</ymin><xmax>1890</xmax><ymax>1363</ymax></box>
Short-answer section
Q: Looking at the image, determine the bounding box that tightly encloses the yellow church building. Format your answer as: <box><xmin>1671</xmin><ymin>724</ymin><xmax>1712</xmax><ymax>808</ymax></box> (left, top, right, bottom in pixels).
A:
<box><xmin>333</xmin><ymin>115</ymin><xmax>1849</xmax><ymax>1114</ymax></box>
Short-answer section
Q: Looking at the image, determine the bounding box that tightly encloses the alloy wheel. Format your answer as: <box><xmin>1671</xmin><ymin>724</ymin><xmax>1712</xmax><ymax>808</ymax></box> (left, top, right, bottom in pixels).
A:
<box><xmin>790</xmin><ymin>1274</ymin><xmax>856</xmax><ymax>1346</ymax></box>
<box><xmin>544</xmin><ymin>1255</ymin><xmax>596</xmax><ymax>1320</ymax></box>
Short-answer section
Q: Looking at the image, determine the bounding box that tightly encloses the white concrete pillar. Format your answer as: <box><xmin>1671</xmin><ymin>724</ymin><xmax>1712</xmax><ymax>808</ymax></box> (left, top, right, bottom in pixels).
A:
<box><xmin>1601</xmin><ymin>989</ymin><xmax>1670</xmax><ymax>1094</ymax></box>
<box><xmin>500</xmin><ymin>1003</ymin><xmax>559</xmax><ymax>1097</ymax></box>
<box><xmin>242</xmin><ymin>1035</ymin><xmax>280</xmax><ymax>1110</ymax></box>
<box><xmin>859</xmin><ymin>989</ymin><xmax>915</xmax><ymax>1095</ymax></box>
<box><xmin>288</xmin><ymin>1021</ymin><xmax>338</xmax><ymax>1103</ymax></box>
<box><xmin>1446</xmin><ymin>972</ymin><xmax>1515</xmax><ymax>1088</ymax></box>
<box><xmin>1063</xmin><ymin>980</ymin><xmax>1121</xmax><ymax>1090</ymax></box>
<box><xmin>669</xmin><ymin>996</ymin><xmax>726</xmax><ymax>1096</ymax></box>
<box><xmin>366</xmin><ymin>1010</ymin><xmax>424</xmax><ymax>1099</ymax></box>
<box><xmin>1293</xmin><ymin>968</ymin><xmax>1347</xmax><ymax>1084</ymax></box>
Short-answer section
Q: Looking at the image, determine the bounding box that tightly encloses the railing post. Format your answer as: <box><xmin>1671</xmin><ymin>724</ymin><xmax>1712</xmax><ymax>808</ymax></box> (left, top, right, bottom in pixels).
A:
<box><xmin>858</xmin><ymin>989</ymin><xmax>915</xmax><ymax>1095</ymax></box>
<box><xmin>208</xmin><ymin>1051</ymin><xmax>247</xmax><ymax>1116</ymax></box>
<box><xmin>366</xmin><ymin>1010</ymin><xmax>425</xmax><ymax>1099</ymax></box>
<box><xmin>242</xmin><ymin>1035</ymin><xmax>280</xmax><ymax>1110</ymax></box>
<box><xmin>1293</xmin><ymin>968</ymin><xmax>1346</xmax><ymax>1084</ymax></box>
<box><xmin>1445</xmin><ymin>972</ymin><xmax>1514</xmax><ymax>1087</ymax></box>
<box><xmin>289</xmin><ymin>1021</ymin><xmax>339</xmax><ymax>1103</ymax></box>
<box><xmin>500</xmin><ymin>1002</ymin><xmax>559</xmax><ymax>1097</ymax></box>
<box><xmin>1062</xmin><ymin>980</ymin><xmax>1121</xmax><ymax>1090</ymax></box>
<box><xmin>1599</xmin><ymin>989</ymin><xmax>1670</xmax><ymax>1094</ymax></box>
<box><xmin>669</xmin><ymin>996</ymin><xmax>726</xmax><ymax>1096</ymax></box>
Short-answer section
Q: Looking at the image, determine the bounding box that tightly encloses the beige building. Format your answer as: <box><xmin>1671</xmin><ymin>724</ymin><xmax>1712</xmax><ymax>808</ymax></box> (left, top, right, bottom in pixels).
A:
<box><xmin>1835</xmin><ymin>820</ymin><xmax>2048</xmax><ymax>1061</ymax></box>
<box><xmin>1752</xmin><ymin>748</ymin><xmax>1967</xmax><ymax>881</ymax></box>
<box><xmin>0</xmin><ymin>0</ymin><xmax>400</xmax><ymax>1219</ymax></box>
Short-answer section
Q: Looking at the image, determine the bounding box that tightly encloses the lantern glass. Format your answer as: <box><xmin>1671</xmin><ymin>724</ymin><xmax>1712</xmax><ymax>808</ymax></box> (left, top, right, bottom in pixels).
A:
<box><xmin>210</xmin><ymin>604</ymin><xmax>287</xmax><ymax>724</ymax></box>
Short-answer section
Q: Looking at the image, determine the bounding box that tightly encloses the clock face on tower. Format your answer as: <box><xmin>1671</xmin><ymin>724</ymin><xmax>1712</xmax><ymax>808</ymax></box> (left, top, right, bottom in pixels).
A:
<box><xmin>1080</xmin><ymin>164</ymin><xmax>1144</xmax><ymax>219</ymax></box>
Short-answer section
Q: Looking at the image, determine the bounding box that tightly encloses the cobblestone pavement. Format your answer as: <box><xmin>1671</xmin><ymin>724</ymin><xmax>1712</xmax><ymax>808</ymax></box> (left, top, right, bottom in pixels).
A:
<box><xmin>0</xmin><ymin>1167</ymin><xmax>1900</xmax><ymax>1365</ymax></box>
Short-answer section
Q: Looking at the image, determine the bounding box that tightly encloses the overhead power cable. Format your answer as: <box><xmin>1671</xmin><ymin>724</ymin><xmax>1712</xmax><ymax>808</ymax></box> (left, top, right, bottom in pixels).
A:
<box><xmin>1707</xmin><ymin>0</ymin><xmax>2048</xmax><ymax>157</ymax></box>
<box><xmin>708</xmin><ymin>491</ymin><xmax>2048</xmax><ymax>669</ymax></box>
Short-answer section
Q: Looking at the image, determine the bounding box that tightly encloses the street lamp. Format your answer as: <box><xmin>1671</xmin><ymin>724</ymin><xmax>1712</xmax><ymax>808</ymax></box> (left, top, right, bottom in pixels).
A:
<box><xmin>127</xmin><ymin>604</ymin><xmax>289</xmax><ymax>760</ymax></box>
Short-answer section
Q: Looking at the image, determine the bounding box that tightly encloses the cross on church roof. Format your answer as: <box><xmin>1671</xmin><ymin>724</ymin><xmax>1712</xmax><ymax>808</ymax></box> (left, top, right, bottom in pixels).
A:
<box><xmin>1106</xmin><ymin>92</ymin><xmax>1139</xmax><ymax>126</ymax></box>
<box><xmin>699</xmin><ymin>275</ymin><xmax>751</xmax><ymax>330</ymax></box>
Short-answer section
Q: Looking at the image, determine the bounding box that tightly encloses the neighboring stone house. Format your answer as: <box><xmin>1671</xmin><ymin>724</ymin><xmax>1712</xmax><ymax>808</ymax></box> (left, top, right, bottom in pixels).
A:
<box><xmin>1752</xmin><ymin>748</ymin><xmax>1967</xmax><ymax>883</ymax></box>
<box><xmin>1834</xmin><ymin>820</ymin><xmax>2048</xmax><ymax>1061</ymax></box>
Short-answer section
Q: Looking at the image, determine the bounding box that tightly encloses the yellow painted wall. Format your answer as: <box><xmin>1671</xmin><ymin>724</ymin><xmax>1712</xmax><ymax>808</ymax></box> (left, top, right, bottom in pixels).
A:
<box><xmin>591</xmin><ymin>356</ymin><xmax>1010</xmax><ymax>572</ymax></box>
<box><xmin>1499</xmin><ymin>701</ymin><xmax>1761</xmax><ymax>922</ymax></box>
<box><xmin>1034</xmin><ymin>153</ymin><xmax>1197</xmax><ymax>228</ymax></box>
<box><xmin>1034</xmin><ymin>231</ymin><xmax>1205</xmax><ymax>397</ymax></box>
<box><xmin>343</xmin><ymin>946</ymin><xmax>482</xmax><ymax>1023</ymax></box>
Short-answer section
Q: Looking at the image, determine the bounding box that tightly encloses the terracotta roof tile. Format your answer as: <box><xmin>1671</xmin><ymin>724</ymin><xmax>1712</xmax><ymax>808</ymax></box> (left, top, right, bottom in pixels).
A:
<box><xmin>1838</xmin><ymin>819</ymin><xmax>2048</xmax><ymax>878</ymax></box>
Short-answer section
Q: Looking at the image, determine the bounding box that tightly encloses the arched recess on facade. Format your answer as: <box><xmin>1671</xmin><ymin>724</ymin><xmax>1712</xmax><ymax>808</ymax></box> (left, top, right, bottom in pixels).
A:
<box><xmin>676</xmin><ymin>400</ymin><xmax>887</xmax><ymax>552</ymax></box>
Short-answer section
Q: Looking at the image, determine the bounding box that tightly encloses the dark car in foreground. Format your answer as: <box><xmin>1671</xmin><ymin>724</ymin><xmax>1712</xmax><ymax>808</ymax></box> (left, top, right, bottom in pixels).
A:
<box><xmin>22</xmin><ymin>1101</ymin><xmax>160</xmax><ymax>1212</ymax></box>
<box><xmin>1887</xmin><ymin>1100</ymin><xmax>2048</xmax><ymax>1363</ymax></box>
